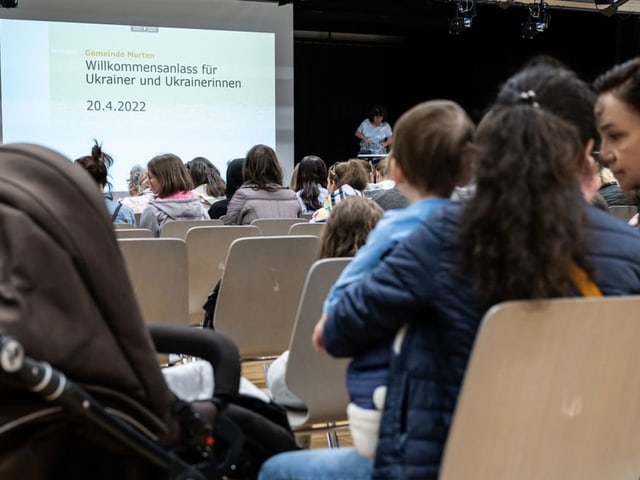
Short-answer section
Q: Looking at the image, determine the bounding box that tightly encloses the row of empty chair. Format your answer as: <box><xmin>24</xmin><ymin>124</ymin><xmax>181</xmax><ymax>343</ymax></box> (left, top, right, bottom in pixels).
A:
<box><xmin>118</xmin><ymin>231</ymin><xmax>347</xmax><ymax>446</ymax></box>
<box><xmin>115</xmin><ymin>217</ymin><xmax>325</xmax><ymax>238</ymax></box>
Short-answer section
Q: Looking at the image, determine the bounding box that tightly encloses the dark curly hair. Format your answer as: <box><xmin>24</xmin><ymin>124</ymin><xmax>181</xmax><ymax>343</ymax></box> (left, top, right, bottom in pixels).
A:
<box><xmin>457</xmin><ymin>103</ymin><xmax>593</xmax><ymax>307</ymax></box>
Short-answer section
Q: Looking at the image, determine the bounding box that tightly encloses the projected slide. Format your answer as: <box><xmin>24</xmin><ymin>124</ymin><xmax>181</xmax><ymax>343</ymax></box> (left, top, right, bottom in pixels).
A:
<box><xmin>0</xmin><ymin>19</ymin><xmax>276</xmax><ymax>191</ymax></box>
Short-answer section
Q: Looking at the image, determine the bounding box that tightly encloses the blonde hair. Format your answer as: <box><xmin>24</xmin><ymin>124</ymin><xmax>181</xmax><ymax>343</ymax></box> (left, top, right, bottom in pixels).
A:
<box><xmin>599</xmin><ymin>166</ymin><xmax>618</xmax><ymax>185</ymax></box>
<box><xmin>319</xmin><ymin>196</ymin><xmax>384</xmax><ymax>258</ymax></box>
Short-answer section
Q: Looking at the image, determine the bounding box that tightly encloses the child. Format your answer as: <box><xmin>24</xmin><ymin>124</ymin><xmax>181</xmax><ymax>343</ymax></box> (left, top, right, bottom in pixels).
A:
<box><xmin>319</xmin><ymin>99</ymin><xmax>475</xmax><ymax>457</ymax></box>
<box><xmin>310</xmin><ymin>159</ymin><xmax>370</xmax><ymax>222</ymax></box>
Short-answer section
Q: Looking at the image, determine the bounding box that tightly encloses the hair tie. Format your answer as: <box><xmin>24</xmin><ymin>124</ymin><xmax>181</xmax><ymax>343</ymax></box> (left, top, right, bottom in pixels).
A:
<box><xmin>519</xmin><ymin>90</ymin><xmax>540</xmax><ymax>108</ymax></box>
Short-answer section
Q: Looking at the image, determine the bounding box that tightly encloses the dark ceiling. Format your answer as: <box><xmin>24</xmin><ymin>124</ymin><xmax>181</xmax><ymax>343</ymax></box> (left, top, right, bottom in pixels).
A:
<box><xmin>292</xmin><ymin>0</ymin><xmax>460</xmax><ymax>34</ymax></box>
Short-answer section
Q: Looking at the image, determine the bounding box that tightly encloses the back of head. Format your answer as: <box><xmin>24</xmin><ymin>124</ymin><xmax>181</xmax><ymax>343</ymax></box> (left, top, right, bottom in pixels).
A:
<box><xmin>320</xmin><ymin>195</ymin><xmax>384</xmax><ymax>258</ymax></box>
<box><xmin>296</xmin><ymin>155</ymin><xmax>327</xmax><ymax>188</ymax></box>
<box><xmin>392</xmin><ymin>100</ymin><xmax>475</xmax><ymax>197</ymax></box>
<box><xmin>186</xmin><ymin>156</ymin><xmax>226</xmax><ymax>197</ymax></box>
<box><xmin>296</xmin><ymin>155</ymin><xmax>328</xmax><ymax>210</ymax></box>
<box><xmin>127</xmin><ymin>164</ymin><xmax>145</xmax><ymax>193</ymax></box>
<box><xmin>593</xmin><ymin>57</ymin><xmax>640</xmax><ymax>114</ymax></box>
<box><xmin>147</xmin><ymin>153</ymin><xmax>193</xmax><ymax>198</ymax></box>
<box><xmin>496</xmin><ymin>63</ymin><xmax>598</xmax><ymax>147</ymax></box>
<box><xmin>74</xmin><ymin>140</ymin><xmax>113</xmax><ymax>190</ymax></box>
<box><xmin>243</xmin><ymin>144</ymin><xmax>284</xmax><ymax>189</ymax></box>
<box><xmin>225</xmin><ymin>157</ymin><xmax>245</xmax><ymax>199</ymax></box>
<box><xmin>137</xmin><ymin>170</ymin><xmax>150</xmax><ymax>192</ymax></box>
<box><xmin>458</xmin><ymin>95</ymin><xmax>591</xmax><ymax>306</ymax></box>
<box><xmin>329</xmin><ymin>159</ymin><xmax>370</xmax><ymax>191</ymax></box>
<box><xmin>373</xmin><ymin>156</ymin><xmax>390</xmax><ymax>180</ymax></box>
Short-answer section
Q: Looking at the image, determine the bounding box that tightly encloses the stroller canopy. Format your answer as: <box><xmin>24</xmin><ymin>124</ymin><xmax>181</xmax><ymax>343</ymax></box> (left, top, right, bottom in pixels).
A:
<box><xmin>0</xmin><ymin>143</ymin><xmax>174</xmax><ymax>433</ymax></box>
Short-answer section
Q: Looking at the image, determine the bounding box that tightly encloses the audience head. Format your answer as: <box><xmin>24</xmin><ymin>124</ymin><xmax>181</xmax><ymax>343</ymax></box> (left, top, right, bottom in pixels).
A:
<box><xmin>328</xmin><ymin>159</ymin><xmax>370</xmax><ymax>192</ymax></box>
<box><xmin>243</xmin><ymin>144</ymin><xmax>285</xmax><ymax>190</ymax></box>
<box><xmin>127</xmin><ymin>164</ymin><xmax>145</xmax><ymax>196</ymax></box>
<box><xmin>372</xmin><ymin>156</ymin><xmax>390</xmax><ymax>183</ymax></box>
<box><xmin>497</xmin><ymin>63</ymin><xmax>598</xmax><ymax>149</ymax></box>
<box><xmin>147</xmin><ymin>153</ymin><xmax>193</xmax><ymax>198</ymax></box>
<box><xmin>290</xmin><ymin>163</ymin><xmax>300</xmax><ymax>191</ymax></box>
<box><xmin>225</xmin><ymin>157</ymin><xmax>245</xmax><ymax>200</ymax></box>
<box><xmin>186</xmin><ymin>156</ymin><xmax>226</xmax><ymax>197</ymax></box>
<box><xmin>319</xmin><ymin>196</ymin><xmax>384</xmax><ymax>258</ymax></box>
<box><xmin>391</xmin><ymin>99</ymin><xmax>475</xmax><ymax>197</ymax></box>
<box><xmin>74</xmin><ymin>140</ymin><xmax>113</xmax><ymax>191</ymax></box>
<box><xmin>496</xmin><ymin>64</ymin><xmax>599</xmax><ymax>200</ymax></box>
<box><xmin>458</xmin><ymin>93</ymin><xmax>591</xmax><ymax>307</ymax></box>
<box><xmin>593</xmin><ymin>57</ymin><xmax>640</xmax><ymax>191</ymax></box>
<box><xmin>296</xmin><ymin>155</ymin><xmax>328</xmax><ymax>210</ymax></box>
<box><xmin>137</xmin><ymin>170</ymin><xmax>150</xmax><ymax>193</ymax></box>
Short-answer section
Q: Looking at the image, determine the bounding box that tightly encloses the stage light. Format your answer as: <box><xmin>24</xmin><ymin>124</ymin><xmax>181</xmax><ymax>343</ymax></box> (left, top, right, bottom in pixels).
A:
<box><xmin>521</xmin><ymin>1</ymin><xmax>549</xmax><ymax>39</ymax></box>
<box><xmin>448</xmin><ymin>0</ymin><xmax>476</xmax><ymax>35</ymax></box>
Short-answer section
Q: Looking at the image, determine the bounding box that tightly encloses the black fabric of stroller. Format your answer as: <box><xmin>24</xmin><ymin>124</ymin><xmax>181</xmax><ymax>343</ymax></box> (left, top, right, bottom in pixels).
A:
<box><xmin>0</xmin><ymin>144</ymin><xmax>298</xmax><ymax>479</ymax></box>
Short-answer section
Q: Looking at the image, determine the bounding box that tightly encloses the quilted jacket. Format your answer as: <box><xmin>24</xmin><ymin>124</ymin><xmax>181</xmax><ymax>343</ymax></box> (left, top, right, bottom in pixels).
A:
<box><xmin>324</xmin><ymin>201</ymin><xmax>640</xmax><ymax>480</ymax></box>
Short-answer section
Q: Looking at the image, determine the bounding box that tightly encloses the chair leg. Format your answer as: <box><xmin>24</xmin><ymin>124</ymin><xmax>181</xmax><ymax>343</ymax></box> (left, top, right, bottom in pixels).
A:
<box><xmin>326</xmin><ymin>429</ymin><xmax>340</xmax><ymax>448</ymax></box>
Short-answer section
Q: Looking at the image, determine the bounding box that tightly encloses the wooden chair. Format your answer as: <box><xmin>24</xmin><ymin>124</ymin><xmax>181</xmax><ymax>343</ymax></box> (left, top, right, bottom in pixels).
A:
<box><xmin>439</xmin><ymin>295</ymin><xmax>640</xmax><ymax>480</ymax></box>
<box><xmin>159</xmin><ymin>219</ymin><xmax>223</xmax><ymax>239</ymax></box>
<box><xmin>184</xmin><ymin>225</ymin><xmax>262</xmax><ymax>325</ymax></box>
<box><xmin>114</xmin><ymin>228</ymin><xmax>154</xmax><ymax>238</ymax></box>
<box><xmin>250</xmin><ymin>218</ymin><xmax>307</xmax><ymax>236</ymax></box>
<box><xmin>284</xmin><ymin>257</ymin><xmax>352</xmax><ymax>447</ymax></box>
<box><xmin>288</xmin><ymin>222</ymin><xmax>326</xmax><ymax>236</ymax></box>
<box><xmin>117</xmin><ymin>238</ymin><xmax>190</xmax><ymax>326</ymax></box>
<box><xmin>608</xmin><ymin>205</ymin><xmax>637</xmax><ymax>222</ymax></box>
<box><xmin>213</xmin><ymin>235</ymin><xmax>321</xmax><ymax>365</ymax></box>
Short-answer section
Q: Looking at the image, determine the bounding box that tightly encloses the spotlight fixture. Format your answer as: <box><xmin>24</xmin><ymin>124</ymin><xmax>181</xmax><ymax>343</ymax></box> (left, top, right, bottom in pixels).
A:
<box><xmin>448</xmin><ymin>0</ymin><xmax>476</xmax><ymax>35</ymax></box>
<box><xmin>521</xmin><ymin>1</ymin><xmax>550</xmax><ymax>39</ymax></box>
<box><xmin>0</xmin><ymin>0</ymin><xmax>17</xmax><ymax>7</ymax></box>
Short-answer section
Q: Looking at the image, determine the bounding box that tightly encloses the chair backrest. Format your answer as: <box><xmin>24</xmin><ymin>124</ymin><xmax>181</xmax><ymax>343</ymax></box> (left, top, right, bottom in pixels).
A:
<box><xmin>608</xmin><ymin>205</ymin><xmax>637</xmax><ymax>222</ymax></box>
<box><xmin>113</xmin><ymin>222</ymin><xmax>134</xmax><ymax>229</ymax></box>
<box><xmin>439</xmin><ymin>295</ymin><xmax>640</xmax><ymax>480</ymax></box>
<box><xmin>288</xmin><ymin>222</ymin><xmax>326</xmax><ymax>237</ymax></box>
<box><xmin>250</xmin><ymin>218</ymin><xmax>307</xmax><ymax>236</ymax></box>
<box><xmin>285</xmin><ymin>257</ymin><xmax>352</xmax><ymax>427</ymax></box>
<box><xmin>213</xmin><ymin>235</ymin><xmax>321</xmax><ymax>359</ymax></box>
<box><xmin>160</xmin><ymin>219</ymin><xmax>223</xmax><ymax>239</ymax></box>
<box><xmin>117</xmin><ymin>238</ymin><xmax>190</xmax><ymax>326</ymax></box>
<box><xmin>114</xmin><ymin>228</ymin><xmax>154</xmax><ymax>238</ymax></box>
<box><xmin>184</xmin><ymin>225</ymin><xmax>262</xmax><ymax>325</ymax></box>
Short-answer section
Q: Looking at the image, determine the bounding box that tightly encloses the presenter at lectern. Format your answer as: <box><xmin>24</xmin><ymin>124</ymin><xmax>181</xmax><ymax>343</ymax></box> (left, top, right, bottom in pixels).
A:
<box><xmin>355</xmin><ymin>104</ymin><xmax>393</xmax><ymax>156</ymax></box>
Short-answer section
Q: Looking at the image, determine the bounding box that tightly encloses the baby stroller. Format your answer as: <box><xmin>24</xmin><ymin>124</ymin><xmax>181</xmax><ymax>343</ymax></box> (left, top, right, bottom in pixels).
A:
<box><xmin>0</xmin><ymin>144</ymin><xmax>297</xmax><ymax>479</ymax></box>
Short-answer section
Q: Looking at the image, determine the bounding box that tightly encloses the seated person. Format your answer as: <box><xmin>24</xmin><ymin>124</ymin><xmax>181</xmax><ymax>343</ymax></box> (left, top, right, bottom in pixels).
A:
<box><xmin>310</xmin><ymin>159</ymin><xmax>370</xmax><ymax>223</ymax></box>
<box><xmin>223</xmin><ymin>145</ymin><xmax>300</xmax><ymax>224</ymax></box>
<box><xmin>139</xmin><ymin>153</ymin><xmax>209</xmax><ymax>236</ymax></box>
<box><xmin>74</xmin><ymin>140</ymin><xmax>136</xmax><ymax>225</ymax></box>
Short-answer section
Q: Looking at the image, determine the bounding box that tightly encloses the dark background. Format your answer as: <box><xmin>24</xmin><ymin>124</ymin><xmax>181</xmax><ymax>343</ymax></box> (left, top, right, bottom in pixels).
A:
<box><xmin>291</xmin><ymin>0</ymin><xmax>640</xmax><ymax>165</ymax></box>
